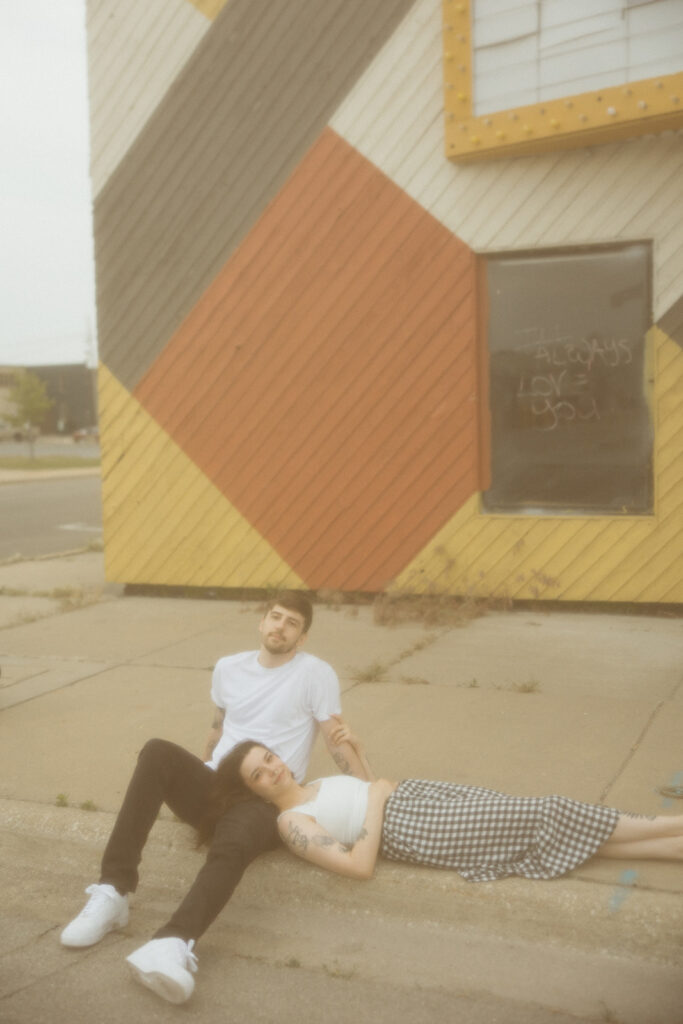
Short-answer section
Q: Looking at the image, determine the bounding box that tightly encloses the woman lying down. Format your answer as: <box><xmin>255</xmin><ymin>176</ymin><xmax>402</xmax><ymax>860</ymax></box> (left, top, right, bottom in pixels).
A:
<box><xmin>196</xmin><ymin>724</ymin><xmax>683</xmax><ymax>882</ymax></box>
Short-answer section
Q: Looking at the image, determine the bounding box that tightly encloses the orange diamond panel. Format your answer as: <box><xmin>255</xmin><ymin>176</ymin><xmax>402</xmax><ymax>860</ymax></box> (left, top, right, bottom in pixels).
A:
<box><xmin>135</xmin><ymin>128</ymin><xmax>480</xmax><ymax>591</ymax></box>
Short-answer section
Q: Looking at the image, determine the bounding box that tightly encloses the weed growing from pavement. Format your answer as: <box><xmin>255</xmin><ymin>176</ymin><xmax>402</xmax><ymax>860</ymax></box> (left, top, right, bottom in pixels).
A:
<box><xmin>510</xmin><ymin>678</ymin><xmax>541</xmax><ymax>694</ymax></box>
<box><xmin>350</xmin><ymin>660</ymin><xmax>388</xmax><ymax>684</ymax></box>
<box><xmin>310</xmin><ymin>589</ymin><xmax>362</xmax><ymax>618</ymax></box>
<box><xmin>350</xmin><ymin>633</ymin><xmax>443</xmax><ymax>685</ymax></box>
<box><xmin>79</xmin><ymin>800</ymin><xmax>98</xmax><ymax>812</ymax></box>
<box><xmin>55</xmin><ymin>793</ymin><xmax>68</xmax><ymax>807</ymax></box>
<box><xmin>455</xmin><ymin>677</ymin><xmax>541</xmax><ymax>693</ymax></box>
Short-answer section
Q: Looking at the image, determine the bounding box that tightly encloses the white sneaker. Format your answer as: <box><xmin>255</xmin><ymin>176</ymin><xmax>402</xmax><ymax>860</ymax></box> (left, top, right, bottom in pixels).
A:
<box><xmin>126</xmin><ymin>937</ymin><xmax>198</xmax><ymax>1004</ymax></box>
<box><xmin>61</xmin><ymin>883</ymin><xmax>129</xmax><ymax>947</ymax></box>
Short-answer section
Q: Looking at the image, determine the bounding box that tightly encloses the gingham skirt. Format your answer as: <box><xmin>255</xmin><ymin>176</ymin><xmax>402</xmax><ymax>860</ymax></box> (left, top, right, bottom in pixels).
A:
<box><xmin>380</xmin><ymin>779</ymin><xmax>619</xmax><ymax>882</ymax></box>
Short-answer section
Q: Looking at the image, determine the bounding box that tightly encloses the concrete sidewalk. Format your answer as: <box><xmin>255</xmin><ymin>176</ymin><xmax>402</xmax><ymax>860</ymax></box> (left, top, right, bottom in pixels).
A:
<box><xmin>0</xmin><ymin>466</ymin><xmax>100</xmax><ymax>486</ymax></box>
<box><xmin>0</xmin><ymin>550</ymin><xmax>682</xmax><ymax>1022</ymax></box>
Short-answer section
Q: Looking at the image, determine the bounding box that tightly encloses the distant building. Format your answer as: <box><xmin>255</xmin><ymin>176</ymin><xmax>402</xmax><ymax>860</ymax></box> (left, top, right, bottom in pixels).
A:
<box><xmin>87</xmin><ymin>0</ymin><xmax>683</xmax><ymax>605</ymax></box>
<box><xmin>30</xmin><ymin>364</ymin><xmax>98</xmax><ymax>434</ymax></box>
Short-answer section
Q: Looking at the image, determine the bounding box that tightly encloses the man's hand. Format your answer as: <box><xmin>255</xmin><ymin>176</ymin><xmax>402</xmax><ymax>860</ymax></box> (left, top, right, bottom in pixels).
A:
<box><xmin>327</xmin><ymin>717</ymin><xmax>363</xmax><ymax>753</ymax></box>
<box><xmin>319</xmin><ymin>715</ymin><xmax>375</xmax><ymax>781</ymax></box>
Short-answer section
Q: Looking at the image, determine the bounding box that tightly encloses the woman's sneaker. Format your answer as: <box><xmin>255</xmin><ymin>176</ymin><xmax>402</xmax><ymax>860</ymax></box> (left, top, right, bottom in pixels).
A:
<box><xmin>60</xmin><ymin>883</ymin><xmax>129</xmax><ymax>947</ymax></box>
<box><xmin>126</xmin><ymin>937</ymin><xmax>198</xmax><ymax>1004</ymax></box>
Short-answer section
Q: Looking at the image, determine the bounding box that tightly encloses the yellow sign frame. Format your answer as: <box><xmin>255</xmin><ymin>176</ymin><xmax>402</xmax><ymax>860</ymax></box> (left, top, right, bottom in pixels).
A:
<box><xmin>443</xmin><ymin>0</ymin><xmax>683</xmax><ymax>162</ymax></box>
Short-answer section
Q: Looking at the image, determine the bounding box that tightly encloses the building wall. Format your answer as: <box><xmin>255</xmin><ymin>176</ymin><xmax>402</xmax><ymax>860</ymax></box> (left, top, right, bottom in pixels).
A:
<box><xmin>90</xmin><ymin>0</ymin><xmax>683</xmax><ymax>602</ymax></box>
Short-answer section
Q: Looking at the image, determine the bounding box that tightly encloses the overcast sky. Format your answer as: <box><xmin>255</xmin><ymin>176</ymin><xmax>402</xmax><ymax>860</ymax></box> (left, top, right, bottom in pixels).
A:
<box><xmin>0</xmin><ymin>0</ymin><xmax>95</xmax><ymax>368</ymax></box>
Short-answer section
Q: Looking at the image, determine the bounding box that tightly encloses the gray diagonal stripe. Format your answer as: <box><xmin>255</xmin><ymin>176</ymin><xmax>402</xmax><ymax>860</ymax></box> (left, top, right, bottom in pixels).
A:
<box><xmin>95</xmin><ymin>0</ymin><xmax>417</xmax><ymax>390</ymax></box>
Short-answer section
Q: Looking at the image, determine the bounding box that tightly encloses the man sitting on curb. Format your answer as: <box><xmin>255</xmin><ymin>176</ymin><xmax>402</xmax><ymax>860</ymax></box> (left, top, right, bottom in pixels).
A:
<box><xmin>61</xmin><ymin>591</ymin><xmax>367</xmax><ymax>1004</ymax></box>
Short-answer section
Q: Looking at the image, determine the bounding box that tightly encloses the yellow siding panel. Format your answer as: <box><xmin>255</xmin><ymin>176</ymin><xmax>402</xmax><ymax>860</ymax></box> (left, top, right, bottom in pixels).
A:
<box><xmin>185</xmin><ymin>0</ymin><xmax>229</xmax><ymax>18</ymax></box>
<box><xmin>98</xmin><ymin>366</ymin><xmax>304</xmax><ymax>589</ymax></box>
<box><xmin>396</xmin><ymin>330</ymin><xmax>683</xmax><ymax>603</ymax></box>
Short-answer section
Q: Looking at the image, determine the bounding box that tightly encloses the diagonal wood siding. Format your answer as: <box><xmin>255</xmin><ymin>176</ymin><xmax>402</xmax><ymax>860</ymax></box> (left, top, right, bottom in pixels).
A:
<box><xmin>93</xmin><ymin>0</ymin><xmax>417</xmax><ymax>393</ymax></box>
<box><xmin>91</xmin><ymin>0</ymin><xmax>683</xmax><ymax>601</ymax></box>
<box><xmin>395</xmin><ymin>328</ymin><xmax>683</xmax><ymax>603</ymax></box>
<box><xmin>132</xmin><ymin>129</ymin><xmax>479</xmax><ymax>592</ymax></box>
<box><xmin>86</xmin><ymin>0</ymin><xmax>217</xmax><ymax>197</ymax></box>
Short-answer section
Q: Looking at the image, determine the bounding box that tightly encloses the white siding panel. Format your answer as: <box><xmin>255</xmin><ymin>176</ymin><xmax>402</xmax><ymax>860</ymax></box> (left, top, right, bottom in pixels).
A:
<box><xmin>329</xmin><ymin>0</ymin><xmax>683</xmax><ymax>322</ymax></box>
<box><xmin>87</xmin><ymin>0</ymin><xmax>210</xmax><ymax>197</ymax></box>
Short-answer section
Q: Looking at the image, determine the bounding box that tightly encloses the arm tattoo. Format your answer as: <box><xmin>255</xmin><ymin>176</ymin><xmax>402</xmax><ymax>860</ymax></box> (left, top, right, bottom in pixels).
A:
<box><xmin>212</xmin><ymin>713</ymin><xmax>223</xmax><ymax>729</ymax></box>
<box><xmin>287</xmin><ymin>822</ymin><xmax>309</xmax><ymax>852</ymax></box>
<box><xmin>333</xmin><ymin>751</ymin><xmax>352</xmax><ymax>775</ymax></box>
<box><xmin>311</xmin><ymin>834</ymin><xmax>336</xmax><ymax>847</ymax></box>
<box><xmin>312</xmin><ymin>835</ymin><xmax>355</xmax><ymax>854</ymax></box>
<box><xmin>357</xmin><ymin>828</ymin><xmax>368</xmax><ymax>841</ymax></box>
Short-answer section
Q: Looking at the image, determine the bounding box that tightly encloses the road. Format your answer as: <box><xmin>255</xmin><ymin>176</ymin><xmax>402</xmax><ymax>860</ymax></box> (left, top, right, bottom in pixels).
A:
<box><xmin>0</xmin><ymin>475</ymin><xmax>103</xmax><ymax>560</ymax></box>
<box><xmin>0</xmin><ymin>438</ymin><xmax>100</xmax><ymax>460</ymax></box>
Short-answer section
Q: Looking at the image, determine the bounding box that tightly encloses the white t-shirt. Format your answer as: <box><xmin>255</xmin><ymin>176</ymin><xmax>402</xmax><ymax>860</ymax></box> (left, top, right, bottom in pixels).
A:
<box><xmin>207</xmin><ymin>650</ymin><xmax>341</xmax><ymax>781</ymax></box>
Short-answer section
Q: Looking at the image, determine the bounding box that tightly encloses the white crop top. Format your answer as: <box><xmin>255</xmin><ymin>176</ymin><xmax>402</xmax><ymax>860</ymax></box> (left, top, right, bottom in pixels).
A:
<box><xmin>280</xmin><ymin>775</ymin><xmax>371</xmax><ymax>845</ymax></box>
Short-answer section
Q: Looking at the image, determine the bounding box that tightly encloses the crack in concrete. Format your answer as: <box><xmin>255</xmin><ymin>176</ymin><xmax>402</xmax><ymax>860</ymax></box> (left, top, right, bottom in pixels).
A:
<box><xmin>598</xmin><ymin>674</ymin><xmax>683</xmax><ymax>804</ymax></box>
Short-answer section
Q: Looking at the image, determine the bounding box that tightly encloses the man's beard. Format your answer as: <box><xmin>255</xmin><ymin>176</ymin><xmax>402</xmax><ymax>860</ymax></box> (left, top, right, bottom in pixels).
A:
<box><xmin>263</xmin><ymin>633</ymin><xmax>296</xmax><ymax>654</ymax></box>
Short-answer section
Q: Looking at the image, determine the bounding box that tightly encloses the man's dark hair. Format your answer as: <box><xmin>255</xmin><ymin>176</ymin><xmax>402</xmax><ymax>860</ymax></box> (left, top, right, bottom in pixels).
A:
<box><xmin>265</xmin><ymin>590</ymin><xmax>313</xmax><ymax>633</ymax></box>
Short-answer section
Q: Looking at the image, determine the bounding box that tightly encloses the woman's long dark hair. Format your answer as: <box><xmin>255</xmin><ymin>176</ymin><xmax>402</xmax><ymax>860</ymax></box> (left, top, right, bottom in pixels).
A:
<box><xmin>195</xmin><ymin>739</ymin><xmax>265</xmax><ymax>847</ymax></box>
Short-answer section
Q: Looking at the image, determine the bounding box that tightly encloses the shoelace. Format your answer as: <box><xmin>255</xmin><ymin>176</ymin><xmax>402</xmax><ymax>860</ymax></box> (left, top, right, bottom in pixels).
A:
<box><xmin>184</xmin><ymin>939</ymin><xmax>199</xmax><ymax>974</ymax></box>
<box><xmin>80</xmin><ymin>884</ymin><xmax>116</xmax><ymax>916</ymax></box>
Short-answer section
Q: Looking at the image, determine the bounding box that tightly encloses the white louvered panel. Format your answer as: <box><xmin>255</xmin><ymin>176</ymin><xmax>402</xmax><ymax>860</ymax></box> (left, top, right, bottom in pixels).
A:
<box><xmin>542</xmin><ymin>0</ymin><xmax>621</xmax><ymax>24</ymax></box>
<box><xmin>472</xmin><ymin>1</ymin><xmax>538</xmax><ymax>49</ymax></box>
<box><xmin>472</xmin><ymin>0</ymin><xmax>683</xmax><ymax>116</ymax></box>
<box><xmin>539</xmin><ymin>37</ymin><xmax>627</xmax><ymax>91</ymax></box>
<box><xmin>87</xmin><ymin>0</ymin><xmax>210</xmax><ymax>197</ymax></box>
<box><xmin>628</xmin><ymin>0</ymin><xmax>683</xmax><ymax>36</ymax></box>
<box><xmin>541</xmin><ymin>15</ymin><xmax>624</xmax><ymax>52</ymax></box>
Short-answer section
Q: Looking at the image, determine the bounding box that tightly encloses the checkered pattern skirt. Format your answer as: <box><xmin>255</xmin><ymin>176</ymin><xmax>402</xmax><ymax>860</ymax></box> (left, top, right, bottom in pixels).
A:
<box><xmin>380</xmin><ymin>779</ymin><xmax>619</xmax><ymax>881</ymax></box>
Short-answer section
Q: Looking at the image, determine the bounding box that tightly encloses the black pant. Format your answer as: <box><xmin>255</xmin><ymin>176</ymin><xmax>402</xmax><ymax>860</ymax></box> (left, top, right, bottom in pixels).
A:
<box><xmin>99</xmin><ymin>738</ymin><xmax>279</xmax><ymax>942</ymax></box>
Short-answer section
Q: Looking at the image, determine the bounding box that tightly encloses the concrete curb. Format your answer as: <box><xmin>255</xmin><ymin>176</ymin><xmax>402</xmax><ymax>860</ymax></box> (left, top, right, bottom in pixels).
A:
<box><xmin>3</xmin><ymin>797</ymin><xmax>681</xmax><ymax>969</ymax></box>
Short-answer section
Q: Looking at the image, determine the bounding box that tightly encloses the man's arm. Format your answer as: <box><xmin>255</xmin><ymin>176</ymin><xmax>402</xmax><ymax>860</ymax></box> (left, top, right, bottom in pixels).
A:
<box><xmin>319</xmin><ymin>716</ymin><xmax>373</xmax><ymax>781</ymax></box>
<box><xmin>203</xmin><ymin>705</ymin><xmax>225</xmax><ymax>762</ymax></box>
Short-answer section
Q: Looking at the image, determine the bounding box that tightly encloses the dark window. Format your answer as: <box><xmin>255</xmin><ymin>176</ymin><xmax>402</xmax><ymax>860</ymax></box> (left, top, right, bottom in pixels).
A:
<box><xmin>482</xmin><ymin>243</ymin><xmax>653</xmax><ymax>514</ymax></box>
